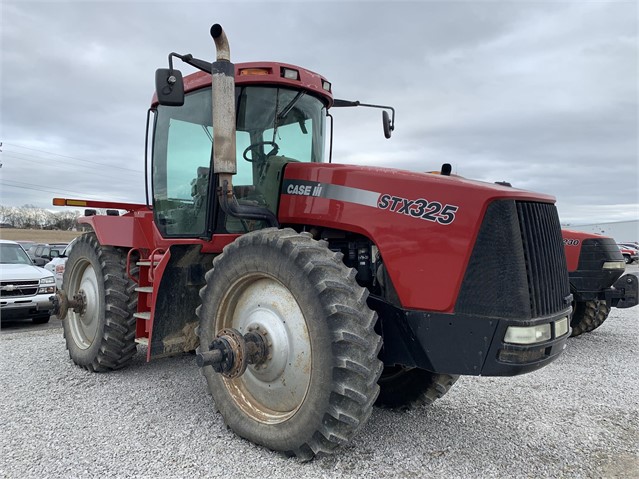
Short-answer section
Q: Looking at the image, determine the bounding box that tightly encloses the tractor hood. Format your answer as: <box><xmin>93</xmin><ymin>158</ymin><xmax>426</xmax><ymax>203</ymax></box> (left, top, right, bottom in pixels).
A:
<box><xmin>279</xmin><ymin>162</ymin><xmax>558</xmax><ymax>312</ymax></box>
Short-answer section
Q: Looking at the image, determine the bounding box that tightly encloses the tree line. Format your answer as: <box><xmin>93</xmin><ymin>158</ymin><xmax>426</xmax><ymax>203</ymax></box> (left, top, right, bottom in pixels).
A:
<box><xmin>0</xmin><ymin>205</ymin><xmax>81</xmax><ymax>230</ymax></box>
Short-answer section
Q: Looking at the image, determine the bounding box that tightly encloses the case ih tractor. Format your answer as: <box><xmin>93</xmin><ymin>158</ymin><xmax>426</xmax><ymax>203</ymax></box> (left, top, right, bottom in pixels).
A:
<box><xmin>52</xmin><ymin>25</ymin><xmax>573</xmax><ymax>459</ymax></box>
<box><xmin>562</xmin><ymin>229</ymin><xmax>638</xmax><ymax>336</ymax></box>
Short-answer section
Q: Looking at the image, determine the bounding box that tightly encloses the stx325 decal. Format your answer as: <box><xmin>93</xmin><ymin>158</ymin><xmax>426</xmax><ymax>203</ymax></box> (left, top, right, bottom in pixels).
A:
<box><xmin>377</xmin><ymin>194</ymin><xmax>459</xmax><ymax>225</ymax></box>
<box><xmin>282</xmin><ymin>180</ymin><xmax>459</xmax><ymax>225</ymax></box>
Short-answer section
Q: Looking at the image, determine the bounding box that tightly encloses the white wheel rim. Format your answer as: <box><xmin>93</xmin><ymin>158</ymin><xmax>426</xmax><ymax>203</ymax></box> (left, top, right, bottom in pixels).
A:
<box><xmin>67</xmin><ymin>259</ymin><xmax>100</xmax><ymax>350</ymax></box>
<box><xmin>217</xmin><ymin>274</ymin><xmax>311</xmax><ymax>424</ymax></box>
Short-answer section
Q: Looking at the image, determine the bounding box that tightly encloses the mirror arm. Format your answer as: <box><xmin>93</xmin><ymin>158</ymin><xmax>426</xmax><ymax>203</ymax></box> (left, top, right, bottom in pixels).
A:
<box><xmin>332</xmin><ymin>99</ymin><xmax>395</xmax><ymax>131</ymax></box>
<box><xmin>168</xmin><ymin>52</ymin><xmax>212</xmax><ymax>74</ymax></box>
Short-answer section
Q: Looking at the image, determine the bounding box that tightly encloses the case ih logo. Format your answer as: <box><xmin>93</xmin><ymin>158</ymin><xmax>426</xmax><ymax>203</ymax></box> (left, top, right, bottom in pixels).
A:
<box><xmin>377</xmin><ymin>194</ymin><xmax>459</xmax><ymax>225</ymax></box>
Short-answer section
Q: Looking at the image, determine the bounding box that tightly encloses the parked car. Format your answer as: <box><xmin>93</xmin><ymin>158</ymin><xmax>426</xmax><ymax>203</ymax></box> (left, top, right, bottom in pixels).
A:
<box><xmin>31</xmin><ymin>243</ymin><xmax>67</xmax><ymax>267</ymax></box>
<box><xmin>44</xmin><ymin>238</ymin><xmax>78</xmax><ymax>289</ymax></box>
<box><xmin>617</xmin><ymin>244</ymin><xmax>639</xmax><ymax>264</ymax></box>
<box><xmin>0</xmin><ymin>239</ymin><xmax>56</xmax><ymax>324</ymax></box>
<box><xmin>15</xmin><ymin>240</ymin><xmax>36</xmax><ymax>250</ymax></box>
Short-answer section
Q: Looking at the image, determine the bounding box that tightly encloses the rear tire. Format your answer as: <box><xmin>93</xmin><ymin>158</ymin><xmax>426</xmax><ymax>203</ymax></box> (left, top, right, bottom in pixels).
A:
<box><xmin>376</xmin><ymin>366</ymin><xmax>458</xmax><ymax>409</ymax></box>
<box><xmin>197</xmin><ymin>228</ymin><xmax>382</xmax><ymax>460</ymax></box>
<box><xmin>62</xmin><ymin>233</ymin><xmax>137</xmax><ymax>372</ymax></box>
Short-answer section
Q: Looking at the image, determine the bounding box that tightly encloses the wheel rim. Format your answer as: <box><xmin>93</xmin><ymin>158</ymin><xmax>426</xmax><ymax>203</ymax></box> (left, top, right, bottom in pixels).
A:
<box><xmin>216</xmin><ymin>274</ymin><xmax>311</xmax><ymax>424</ymax></box>
<box><xmin>67</xmin><ymin>258</ymin><xmax>101</xmax><ymax>350</ymax></box>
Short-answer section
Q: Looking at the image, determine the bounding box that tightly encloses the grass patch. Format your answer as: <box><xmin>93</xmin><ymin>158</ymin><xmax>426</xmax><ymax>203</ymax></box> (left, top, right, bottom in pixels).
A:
<box><xmin>0</xmin><ymin>228</ymin><xmax>82</xmax><ymax>243</ymax></box>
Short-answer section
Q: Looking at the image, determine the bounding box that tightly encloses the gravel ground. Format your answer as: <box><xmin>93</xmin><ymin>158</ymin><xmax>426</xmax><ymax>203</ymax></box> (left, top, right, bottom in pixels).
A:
<box><xmin>1</xmin><ymin>304</ymin><xmax>637</xmax><ymax>478</ymax></box>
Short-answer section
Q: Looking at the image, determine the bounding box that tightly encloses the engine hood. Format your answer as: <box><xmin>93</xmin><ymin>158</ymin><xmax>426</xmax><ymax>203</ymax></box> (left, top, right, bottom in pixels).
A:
<box><xmin>0</xmin><ymin>263</ymin><xmax>54</xmax><ymax>282</ymax></box>
<box><xmin>278</xmin><ymin>163</ymin><xmax>558</xmax><ymax>312</ymax></box>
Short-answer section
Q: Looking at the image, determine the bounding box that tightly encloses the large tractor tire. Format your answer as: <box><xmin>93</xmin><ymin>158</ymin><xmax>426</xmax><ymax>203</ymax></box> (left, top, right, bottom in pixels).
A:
<box><xmin>62</xmin><ymin>233</ymin><xmax>137</xmax><ymax>372</ymax></box>
<box><xmin>197</xmin><ymin>228</ymin><xmax>382</xmax><ymax>460</ymax></box>
<box><xmin>376</xmin><ymin>366</ymin><xmax>459</xmax><ymax>409</ymax></box>
<box><xmin>585</xmin><ymin>300</ymin><xmax>611</xmax><ymax>334</ymax></box>
<box><xmin>570</xmin><ymin>300</ymin><xmax>599</xmax><ymax>337</ymax></box>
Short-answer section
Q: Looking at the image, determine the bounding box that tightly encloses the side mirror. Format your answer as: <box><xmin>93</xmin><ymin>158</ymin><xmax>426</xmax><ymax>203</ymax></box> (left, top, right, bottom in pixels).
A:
<box><xmin>382</xmin><ymin>110</ymin><xmax>393</xmax><ymax>139</ymax></box>
<box><xmin>155</xmin><ymin>68</ymin><xmax>185</xmax><ymax>106</ymax></box>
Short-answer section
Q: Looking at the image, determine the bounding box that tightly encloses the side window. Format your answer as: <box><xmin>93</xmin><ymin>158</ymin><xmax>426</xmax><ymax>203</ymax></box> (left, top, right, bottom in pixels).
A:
<box><xmin>234</xmin><ymin>131</ymin><xmax>252</xmax><ymax>186</ymax></box>
<box><xmin>35</xmin><ymin>246</ymin><xmax>44</xmax><ymax>256</ymax></box>
<box><xmin>166</xmin><ymin>120</ymin><xmax>213</xmax><ymax>201</ymax></box>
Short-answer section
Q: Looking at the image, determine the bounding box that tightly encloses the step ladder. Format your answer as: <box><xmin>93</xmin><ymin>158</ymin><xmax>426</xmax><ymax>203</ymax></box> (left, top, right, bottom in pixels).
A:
<box><xmin>127</xmin><ymin>248</ymin><xmax>166</xmax><ymax>346</ymax></box>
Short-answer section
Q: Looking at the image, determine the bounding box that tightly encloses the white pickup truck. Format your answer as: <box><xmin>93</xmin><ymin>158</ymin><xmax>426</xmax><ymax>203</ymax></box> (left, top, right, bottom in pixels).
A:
<box><xmin>1</xmin><ymin>240</ymin><xmax>56</xmax><ymax>324</ymax></box>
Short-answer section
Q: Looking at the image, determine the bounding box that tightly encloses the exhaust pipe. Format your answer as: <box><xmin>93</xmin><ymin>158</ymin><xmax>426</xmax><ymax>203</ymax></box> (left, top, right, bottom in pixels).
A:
<box><xmin>210</xmin><ymin>24</ymin><xmax>236</xmax><ymax>194</ymax></box>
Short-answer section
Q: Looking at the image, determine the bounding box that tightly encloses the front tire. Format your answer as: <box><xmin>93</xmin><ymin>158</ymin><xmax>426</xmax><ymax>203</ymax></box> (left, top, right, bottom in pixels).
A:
<box><xmin>62</xmin><ymin>233</ymin><xmax>137</xmax><ymax>372</ymax></box>
<box><xmin>570</xmin><ymin>300</ymin><xmax>598</xmax><ymax>337</ymax></box>
<box><xmin>585</xmin><ymin>300</ymin><xmax>611</xmax><ymax>333</ymax></box>
<box><xmin>197</xmin><ymin>228</ymin><xmax>382</xmax><ymax>460</ymax></box>
<box><xmin>376</xmin><ymin>366</ymin><xmax>458</xmax><ymax>409</ymax></box>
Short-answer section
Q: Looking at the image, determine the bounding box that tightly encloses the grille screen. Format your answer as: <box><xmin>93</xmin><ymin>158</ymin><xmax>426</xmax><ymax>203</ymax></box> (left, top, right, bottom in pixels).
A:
<box><xmin>456</xmin><ymin>200</ymin><xmax>569</xmax><ymax>320</ymax></box>
<box><xmin>516</xmin><ymin>202</ymin><xmax>570</xmax><ymax>317</ymax></box>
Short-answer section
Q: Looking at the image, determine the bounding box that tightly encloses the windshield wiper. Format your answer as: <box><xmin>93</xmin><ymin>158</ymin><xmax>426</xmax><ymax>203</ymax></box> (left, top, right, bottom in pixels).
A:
<box><xmin>277</xmin><ymin>91</ymin><xmax>306</xmax><ymax>121</ymax></box>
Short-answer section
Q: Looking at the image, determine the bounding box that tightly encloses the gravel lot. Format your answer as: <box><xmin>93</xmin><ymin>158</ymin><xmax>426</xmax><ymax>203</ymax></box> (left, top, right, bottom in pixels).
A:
<box><xmin>1</xmin><ymin>292</ymin><xmax>637</xmax><ymax>478</ymax></box>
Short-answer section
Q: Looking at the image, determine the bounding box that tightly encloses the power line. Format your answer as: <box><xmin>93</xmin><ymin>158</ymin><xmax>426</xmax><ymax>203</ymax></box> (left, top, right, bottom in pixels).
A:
<box><xmin>2</xmin><ymin>142</ymin><xmax>144</xmax><ymax>173</ymax></box>
<box><xmin>0</xmin><ymin>180</ymin><xmax>104</xmax><ymax>198</ymax></box>
<box><xmin>1</xmin><ymin>153</ymin><xmax>144</xmax><ymax>181</ymax></box>
<box><xmin>0</xmin><ymin>180</ymin><xmax>138</xmax><ymax>203</ymax></box>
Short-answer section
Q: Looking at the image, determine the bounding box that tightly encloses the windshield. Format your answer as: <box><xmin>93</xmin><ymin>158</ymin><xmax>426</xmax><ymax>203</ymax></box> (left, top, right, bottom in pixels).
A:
<box><xmin>0</xmin><ymin>244</ymin><xmax>34</xmax><ymax>265</ymax></box>
<box><xmin>152</xmin><ymin>85</ymin><xmax>326</xmax><ymax>237</ymax></box>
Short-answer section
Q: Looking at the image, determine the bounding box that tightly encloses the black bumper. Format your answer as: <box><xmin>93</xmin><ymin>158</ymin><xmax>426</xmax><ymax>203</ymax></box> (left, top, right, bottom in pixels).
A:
<box><xmin>606</xmin><ymin>273</ymin><xmax>638</xmax><ymax>309</ymax></box>
<box><xmin>370</xmin><ymin>296</ymin><xmax>571</xmax><ymax>377</ymax></box>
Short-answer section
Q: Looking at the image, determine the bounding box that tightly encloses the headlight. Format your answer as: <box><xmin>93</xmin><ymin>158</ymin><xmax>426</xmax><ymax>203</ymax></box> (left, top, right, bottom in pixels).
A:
<box><xmin>602</xmin><ymin>261</ymin><xmax>625</xmax><ymax>270</ymax></box>
<box><xmin>554</xmin><ymin>317</ymin><xmax>569</xmax><ymax>337</ymax></box>
<box><xmin>40</xmin><ymin>276</ymin><xmax>55</xmax><ymax>285</ymax></box>
<box><xmin>504</xmin><ymin>324</ymin><xmax>551</xmax><ymax>345</ymax></box>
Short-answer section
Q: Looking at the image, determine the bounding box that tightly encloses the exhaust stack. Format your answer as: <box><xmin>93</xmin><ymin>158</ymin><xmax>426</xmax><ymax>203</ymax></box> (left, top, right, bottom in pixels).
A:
<box><xmin>210</xmin><ymin>24</ymin><xmax>236</xmax><ymax>194</ymax></box>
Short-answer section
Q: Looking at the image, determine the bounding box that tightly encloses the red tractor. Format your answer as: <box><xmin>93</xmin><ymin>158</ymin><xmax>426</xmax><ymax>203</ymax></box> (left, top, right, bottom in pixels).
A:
<box><xmin>562</xmin><ymin>229</ymin><xmax>638</xmax><ymax>336</ymax></box>
<box><xmin>52</xmin><ymin>25</ymin><xmax>572</xmax><ymax>459</ymax></box>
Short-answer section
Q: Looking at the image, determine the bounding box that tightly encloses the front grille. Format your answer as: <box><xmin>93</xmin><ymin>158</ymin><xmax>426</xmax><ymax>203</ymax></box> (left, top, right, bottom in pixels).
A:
<box><xmin>0</xmin><ymin>280</ymin><xmax>39</xmax><ymax>298</ymax></box>
<box><xmin>456</xmin><ymin>200</ymin><xmax>570</xmax><ymax>320</ymax></box>
<box><xmin>516</xmin><ymin>202</ymin><xmax>570</xmax><ymax>317</ymax></box>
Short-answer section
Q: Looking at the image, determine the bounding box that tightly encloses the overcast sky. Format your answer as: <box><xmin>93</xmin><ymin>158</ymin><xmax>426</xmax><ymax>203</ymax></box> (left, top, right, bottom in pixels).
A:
<box><xmin>1</xmin><ymin>0</ymin><xmax>637</xmax><ymax>225</ymax></box>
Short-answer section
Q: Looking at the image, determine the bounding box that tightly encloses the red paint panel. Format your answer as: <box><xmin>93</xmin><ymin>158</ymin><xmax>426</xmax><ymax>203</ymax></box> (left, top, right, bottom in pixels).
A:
<box><xmin>280</xmin><ymin>163</ymin><xmax>556</xmax><ymax>312</ymax></box>
<box><xmin>79</xmin><ymin>209</ymin><xmax>239</xmax><ymax>254</ymax></box>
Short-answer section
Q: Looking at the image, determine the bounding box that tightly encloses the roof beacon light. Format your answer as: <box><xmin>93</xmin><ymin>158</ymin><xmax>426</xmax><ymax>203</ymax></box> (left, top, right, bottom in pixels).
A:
<box><xmin>239</xmin><ymin>68</ymin><xmax>271</xmax><ymax>76</ymax></box>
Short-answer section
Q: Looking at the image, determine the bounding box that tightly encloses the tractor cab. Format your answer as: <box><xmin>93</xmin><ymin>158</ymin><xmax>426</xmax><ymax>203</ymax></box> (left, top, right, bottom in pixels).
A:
<box><xmin>151</xmin><ymin>64</ymin><xmax>331</xmax><ymax>238</ymax></box>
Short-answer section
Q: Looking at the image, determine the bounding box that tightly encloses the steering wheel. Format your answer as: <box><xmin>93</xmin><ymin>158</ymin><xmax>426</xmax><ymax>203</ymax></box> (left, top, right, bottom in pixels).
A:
<box><xmin>242</xmin><ymin>141</ymin><xmax>280</xmax><ymax>163</ymax></box>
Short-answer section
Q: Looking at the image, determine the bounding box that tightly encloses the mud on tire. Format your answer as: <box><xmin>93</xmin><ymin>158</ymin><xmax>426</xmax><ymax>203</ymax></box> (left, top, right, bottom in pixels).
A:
<box><xmin>197</xmin><ymin>228</ymin><xmax>382</xmax><ymax>460</ymax></box>
<box><xmin>62</xmin><ymin>233</ymin><xmax>137</xmax><ymax>372</ymax></box>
